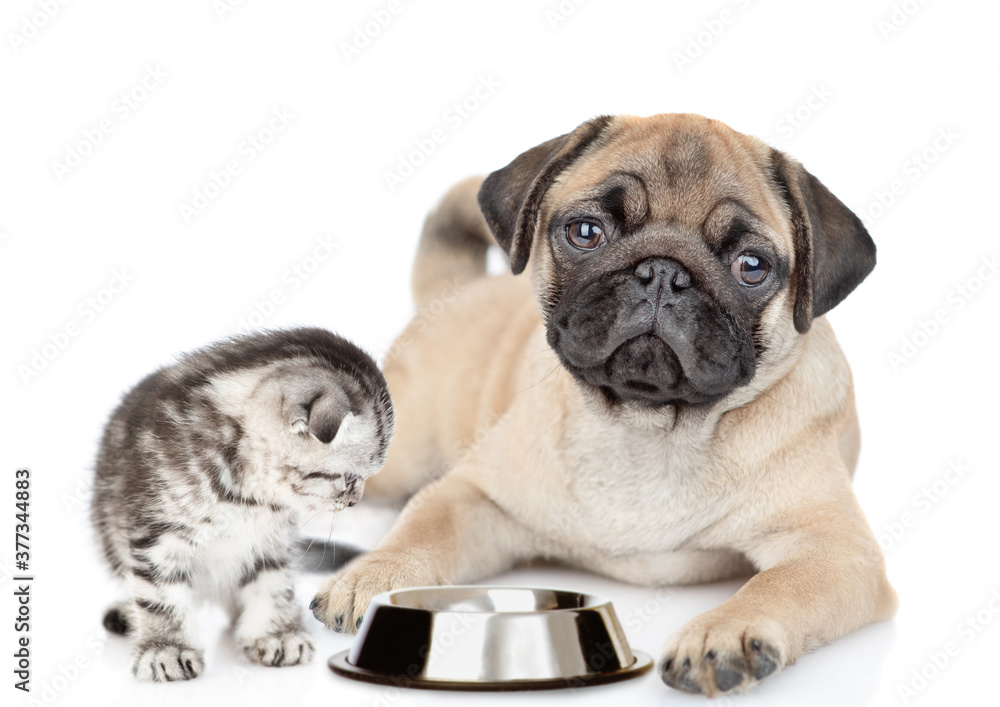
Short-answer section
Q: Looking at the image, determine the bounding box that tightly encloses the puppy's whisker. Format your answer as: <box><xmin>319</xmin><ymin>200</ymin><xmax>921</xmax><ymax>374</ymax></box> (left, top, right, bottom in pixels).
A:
<box><xmin>743</xmin><ymin>383</ymin><xmax>801</xmax><ymax>413</ymax></box>
<box><xmin>515</xmin><ymin>364</ymin><xmax>561</xmax><ymax>396</ymax></box>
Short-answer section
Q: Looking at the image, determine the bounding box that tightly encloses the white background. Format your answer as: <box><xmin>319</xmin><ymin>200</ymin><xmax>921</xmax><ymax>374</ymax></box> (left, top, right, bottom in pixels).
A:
<box><xmin>2</xmin><ymin>1</ymin><xmax>998</xmax><ymax>706</ymax></box>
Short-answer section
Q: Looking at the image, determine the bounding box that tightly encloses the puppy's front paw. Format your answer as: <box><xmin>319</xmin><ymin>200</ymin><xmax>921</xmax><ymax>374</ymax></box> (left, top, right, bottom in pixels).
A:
<box><xmin>132</xmin><ymin>642</ymin><xmax>204</xmax><ymax>682</ymax></box>
<box><xmin>659</xmin><ymin>613</ymin><xmax>786</xmax><ymax>696</ymax></box>
<box><xmin>242</xmin><ymin>629</ymin><xmax>314</xmax><ymax>667</ymax></box>
<box><xmin>310</xmin><ymin>550</ymin><xmax>440</xmax><ymax>634</ymax></box>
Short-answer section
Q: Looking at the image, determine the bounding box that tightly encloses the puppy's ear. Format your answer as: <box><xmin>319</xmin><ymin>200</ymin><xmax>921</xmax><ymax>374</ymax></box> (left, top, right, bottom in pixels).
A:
<box><xmin>770</xmin><ymin>149</ymin><xmax>876</xmax><ymax>333</ymax></box>
<box><xmin>478</xmin><ymin>116</ymin><xmax>613</xmax><ymax>274</ymax></box>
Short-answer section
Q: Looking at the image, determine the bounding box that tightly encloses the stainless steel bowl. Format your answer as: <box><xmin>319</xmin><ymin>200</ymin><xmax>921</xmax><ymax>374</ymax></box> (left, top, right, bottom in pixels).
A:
<box><xmin>328</xmin><ymin>586</ymin><xmax>652</xmax><ymax>691</ymax></box>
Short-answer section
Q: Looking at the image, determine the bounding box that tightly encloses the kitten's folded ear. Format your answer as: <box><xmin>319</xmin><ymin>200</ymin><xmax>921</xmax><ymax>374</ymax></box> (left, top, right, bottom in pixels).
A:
<box><xmin>286</xmin><ymin>386</ymin><xmax>351</xmax><ymax>444</ymax></box>
<box><xmin>306</xmin><ymin>388</ymin><xmax>351</xmax><ymax>444</ymax></box>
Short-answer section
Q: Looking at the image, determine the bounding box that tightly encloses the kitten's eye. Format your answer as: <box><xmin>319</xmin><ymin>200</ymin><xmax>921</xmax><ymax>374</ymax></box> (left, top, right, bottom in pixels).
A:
<box><xmin>731</xmin><ymin>253</ymin><xmax>770</xmax><ymax>286</ymax></box>
<box><xmin>566</xmin><ymin>220</ymin><xmax>607</xmax><ymax>250</ymax></box>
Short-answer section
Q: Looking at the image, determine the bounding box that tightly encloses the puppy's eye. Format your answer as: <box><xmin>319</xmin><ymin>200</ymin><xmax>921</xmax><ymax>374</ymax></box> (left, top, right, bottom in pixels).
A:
<box><xmin>566</xmin><ymin>220</ymin><xmax>607</xmax><ymax>250</ymax></box>
<box><xmin>731</xmin><ymin>254</ymin><xmax>769</xmax><ymax>286</ymax></box>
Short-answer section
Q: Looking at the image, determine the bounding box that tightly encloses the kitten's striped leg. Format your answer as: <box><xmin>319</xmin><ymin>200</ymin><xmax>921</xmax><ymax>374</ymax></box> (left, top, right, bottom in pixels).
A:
<box><xmin>234</xmin><ymin>556</ymin><xmax>314</xmax><ymax>667</ymax></box>
<box><xmin>126</xmin><ymin>568</ymin><xmax>204</xmax><ymax>681</ymax></box>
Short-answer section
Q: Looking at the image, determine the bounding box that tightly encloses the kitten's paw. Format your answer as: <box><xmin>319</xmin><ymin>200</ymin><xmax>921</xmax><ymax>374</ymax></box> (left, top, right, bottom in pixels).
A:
<box><xmin>132</xmin><ymin>643</ymin><xmax>204</xmax><ymax>682</ymax></box>
<box><xmin>310</xmin><ymin>550</ymin><xmax>440</xmax><ymax>634</ymax></box>
<box><xmin>659</xmin><ymin>612</ymin><xmax>787</xmax><ymax>696</ymax></box>
<box><xmin>243</xmin><ymin>629</ymin><xmax>315</xmax><ymax>667</ymax></box>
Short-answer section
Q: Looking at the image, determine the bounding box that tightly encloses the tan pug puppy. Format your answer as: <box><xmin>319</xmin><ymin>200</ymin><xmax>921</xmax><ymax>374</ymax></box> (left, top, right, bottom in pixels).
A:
<box><xmin>311</xmin><ymin>113</ymin><xmax>897</xmax><ymax>696</ymax></box>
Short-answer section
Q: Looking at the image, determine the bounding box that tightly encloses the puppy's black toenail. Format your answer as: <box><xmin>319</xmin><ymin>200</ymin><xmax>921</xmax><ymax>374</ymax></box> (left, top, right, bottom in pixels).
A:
<box><xmin>660</xmin><ymin>658</ymin><xmax>672</xmax><ymax>673</ymax></box>
<box><xmin>754</xmin><ymin>654</ymin><xmax>776</xmax><ymax>680</ymax></box>
<box><xmin>751</xmin><ymin>639</ymin><xmax>762</xmax><ymax>652</ymax></box>
<box><xmin>683</xmin><ymin>657</ymin><xmax>691</xmax><ymax>669</ymax></box>
<box><xmin>334</xmin><ymin>615</ymin><xmax>344</xmax><ymax>631</ymax></box>
<box><xmin>715</xmin><ymin>668</ymin><xmax>743</xmax><ymax>691</ymax></box>
<box><xmin>356</xmin><ymin>615</ymin><xmax>364</xmax><ymax>629</ymax></box>
<box><xmin>705</xmin><ymin>650</ymin><xmax>716</xmax><ymax>660</ymax></box>
<box><xmin>308</xmin><ymin>597</ymin><xmax>318</xmax><ymax>611</ymax></box>
<box><xmin>679</xmin><ymin>675</ymin><xmax>702</xmax><ymax>694</ymax></box>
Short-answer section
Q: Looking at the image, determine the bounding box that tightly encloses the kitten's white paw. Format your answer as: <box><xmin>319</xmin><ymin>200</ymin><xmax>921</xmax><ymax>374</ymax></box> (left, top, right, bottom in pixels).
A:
<box><xmin>243</xmin><ymin>630</ymin><xmax>314</xmax><ymax>667</ymax></box>
<box><xmin>132</xmin><ymin>643</ymin><xmax>204</xmax><ymax>682</ymax></box>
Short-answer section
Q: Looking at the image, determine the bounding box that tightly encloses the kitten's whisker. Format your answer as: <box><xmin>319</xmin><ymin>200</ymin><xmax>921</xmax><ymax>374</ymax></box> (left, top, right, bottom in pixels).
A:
<box><xmin>298</xmin><ymin>510</ymin><xmax>321</xmax><ymax>531</ymax></box>
<box><xmin>323</xmin><ymin>513</ymin><xmax>338</xmax><ymax>569</ymax></box>
<box><xmin>292</xmin><ymin>536</ymin><xmax>318</xmax><ymax>565</ymax></box>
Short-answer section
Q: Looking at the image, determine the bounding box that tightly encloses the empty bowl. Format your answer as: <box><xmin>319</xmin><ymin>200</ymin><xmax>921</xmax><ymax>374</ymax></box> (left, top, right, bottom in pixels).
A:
<box><xmin>328</xmin><ymin>585</ymin><xmax>652</xmax><ymax>691</ymax></box>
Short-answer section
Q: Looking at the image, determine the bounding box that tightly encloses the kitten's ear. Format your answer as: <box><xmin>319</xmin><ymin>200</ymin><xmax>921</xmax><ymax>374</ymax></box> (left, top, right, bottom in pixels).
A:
<box><xmin>306</xmin><ymin>389</ymin><xmax>350</xmax><ymax>444</ymax></box>
<box><xmin>286</xmin><ymin>387</ymin><xmax>350</xmax><ymax>444</ymax></box>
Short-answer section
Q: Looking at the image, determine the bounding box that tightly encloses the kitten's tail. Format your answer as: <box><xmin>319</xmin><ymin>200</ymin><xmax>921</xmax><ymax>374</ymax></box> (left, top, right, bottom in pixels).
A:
<box><xmin>294</xmin><ymin>539</ymin><xmax>366</xmax><ymax>574</ymax></box>
<box><xmin>103</xmin><ymin>601</ymin><xmax>133</xmax><ymax>636</ymax></box>
<box><xmin>411</xmin><ymin>176</ymin><xmax>494</xmax><ymax>311</ymax></box>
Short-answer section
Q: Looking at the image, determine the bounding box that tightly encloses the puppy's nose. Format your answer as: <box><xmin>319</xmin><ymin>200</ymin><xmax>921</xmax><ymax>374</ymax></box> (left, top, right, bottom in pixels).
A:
<box><xmin>634</xmin><ymin>257</ymin><xmax>691</xmax><ymax>293</ymax></box>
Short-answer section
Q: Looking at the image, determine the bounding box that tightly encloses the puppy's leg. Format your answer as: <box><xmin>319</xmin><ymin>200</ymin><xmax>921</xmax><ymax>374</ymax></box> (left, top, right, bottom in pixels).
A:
<box><xmin>310</xmin><ymin>475</ymin><xmax>532</xmax><ymax>632</ymax></box>
<box><xmin>659</xmin><ymin>501</ymin><xmax>897</xmax><ymax>696</ymax></box>
<box><xmin>233</xmin><ymin>558</ymin><xmax>314</xmax><ymax>667</ymax></box>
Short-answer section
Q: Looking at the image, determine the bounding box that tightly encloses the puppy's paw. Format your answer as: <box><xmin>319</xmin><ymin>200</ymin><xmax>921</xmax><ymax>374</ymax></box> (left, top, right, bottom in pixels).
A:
<box><xmin>242</xmin><ymin>629</ymin><xmax>314</xmax><ymax>667</ymax></box>
<box><xmin>132</xmin><ymin>643</ymin><xmax>204</xmax><ymax>682</ymax></box>
<box><xmin>659</xmin><ymin>613</ymin><xmax>786</xmax><ymax>696</ymax></box>
<box><xmin>310</xmin><ymin>550</ymin><xmax>440</xmax><ymax>634</ymax></box>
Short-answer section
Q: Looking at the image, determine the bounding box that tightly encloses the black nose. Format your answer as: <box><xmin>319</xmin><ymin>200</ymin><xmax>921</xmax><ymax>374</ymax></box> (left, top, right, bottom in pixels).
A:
<box><xmin>634</xmin><ymin>257</ymin><xmax>691</xmax><ymax>293</ymax></box>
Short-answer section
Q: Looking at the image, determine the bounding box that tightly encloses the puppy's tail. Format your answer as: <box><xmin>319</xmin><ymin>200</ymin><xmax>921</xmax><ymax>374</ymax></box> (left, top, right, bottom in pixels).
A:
<box><xmin>411</xmin><ymin>176</ymin><xmax>495</xmax><ymax>310</ymax></box>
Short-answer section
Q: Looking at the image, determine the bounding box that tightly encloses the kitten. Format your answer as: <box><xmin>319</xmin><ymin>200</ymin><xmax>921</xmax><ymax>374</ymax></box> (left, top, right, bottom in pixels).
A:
<box><xmin>91</xmin><ymin>327</ymin><xmax>393</xmax><ymax>681</ymax></box>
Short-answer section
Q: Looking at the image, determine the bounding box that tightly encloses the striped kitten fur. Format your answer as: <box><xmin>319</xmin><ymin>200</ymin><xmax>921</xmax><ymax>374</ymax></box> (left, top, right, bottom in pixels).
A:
<box><xmin>91</xmin><ymin>328</ymin><xmax>393</xmax><ymax>681</ymax></box>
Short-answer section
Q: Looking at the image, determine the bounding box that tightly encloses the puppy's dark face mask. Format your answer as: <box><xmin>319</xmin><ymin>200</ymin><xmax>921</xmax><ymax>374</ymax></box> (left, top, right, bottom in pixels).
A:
<box><xmin>478</xmin><ymin>114</ymin><xmax>876</xmax><ymax>409</ymax></box>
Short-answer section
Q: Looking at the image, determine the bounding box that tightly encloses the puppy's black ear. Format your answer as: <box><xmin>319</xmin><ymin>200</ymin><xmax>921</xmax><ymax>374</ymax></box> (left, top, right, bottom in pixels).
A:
<box><xmin>478</xmin><ymin>116</ymin><xmax>613</xmax><ymax>275</ymax></box>
<box><xmin>770</xmin><ymin>149</ymin><xmax>876</xmax><ymax>333</ymax></box>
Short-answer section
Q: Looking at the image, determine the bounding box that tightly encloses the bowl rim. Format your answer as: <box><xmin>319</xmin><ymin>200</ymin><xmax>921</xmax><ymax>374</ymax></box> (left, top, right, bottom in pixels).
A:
<box><xmin>372</xmin><ymin>584</ymin><xmax>615</xmax><ymax>615</ymax></box>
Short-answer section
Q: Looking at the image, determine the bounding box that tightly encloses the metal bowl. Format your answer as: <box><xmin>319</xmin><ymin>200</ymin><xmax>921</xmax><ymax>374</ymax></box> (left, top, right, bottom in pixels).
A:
<box><xmin>328</xmin><ymin>585</ymin><xmax>652</xmax><ymax>691</ymax></box>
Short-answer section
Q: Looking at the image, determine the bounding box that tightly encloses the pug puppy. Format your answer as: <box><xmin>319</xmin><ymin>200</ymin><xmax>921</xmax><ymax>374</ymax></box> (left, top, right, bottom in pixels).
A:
<box><xmin>311</xmin><ymin>113</ymin><xmax>897</xmax><ymax>696</ymax></box>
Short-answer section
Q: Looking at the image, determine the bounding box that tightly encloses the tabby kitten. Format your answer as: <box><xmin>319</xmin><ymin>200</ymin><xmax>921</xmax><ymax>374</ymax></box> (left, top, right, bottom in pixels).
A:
<box><xmin>91</xmin><ymin>327</ymin><xmax>393</xmax><ymax>681</ymax></box>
